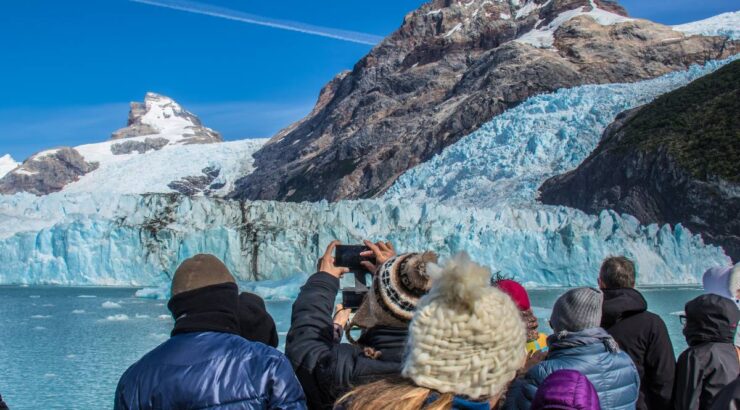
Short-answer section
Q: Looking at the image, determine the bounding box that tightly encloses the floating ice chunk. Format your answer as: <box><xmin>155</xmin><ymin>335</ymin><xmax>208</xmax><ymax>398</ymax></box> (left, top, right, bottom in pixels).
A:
<box><xmin>105</xmin><ymin>314</ymin><xmax>129</xmax><ymax>321</ymax></box>
<box><xmin>101</xmin><ymin>301</ymin><xmax>122</xmax><ymax>309</ymax></box>
<box><xmin>72</xmin><ymin>309</ymin><xmax>85</xmax><ymax>314</ymax></box>
<box><xmin>29</xmin><ymin>295</ymin><xmax>40</xmax><ymax>299</ymax></box>
<box><xmin>31</xmin><ymin>315</ymin><xmax>51</xmax><ymax>319</ymax></box>
<box><xmin>135</xmin><ymin>314</ymin><xmax>150</xmax><ymax>319</ymax></box>
<box><xmin>158</xmin><ymin>314</ymin><xmax>171</xmax><ymax>320</ymax></box>
<box><xmin>77</xmin><ymin>295</ymin><xmax>97</xmax><ymax>298</ymax></box>
<box><xmin>34</xmin><ymin>326</ymin><xmax>46</xmax><ymax>330</ymax></box>
<box><xmin>44</xmin><ymin>373</ymin><xmax>56</xmax><ymax>378</ymax></box>
<box><xmin>241</xmin><ymin>274</ymin><xmax>309</xmax><ymax>301</ymax></box>
<box><xmin>135</xmin><ymin>286</ymin><xmax>169</xmax><ymax>300</ymax></box>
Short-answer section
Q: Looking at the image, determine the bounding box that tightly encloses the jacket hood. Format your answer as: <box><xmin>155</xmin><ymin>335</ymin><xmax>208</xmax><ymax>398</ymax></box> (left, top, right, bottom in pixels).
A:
<box><xmin>703</xmin><ymin>264</ymin><xmax>740</xmax><ymax>308</ymax></box>
<box><xmin>684</xmin><ymin>293</ymin><xmax>740</xmax><ymax>346</ymax></box>
<box><xmin>600</xmin><ymin>288</ymin><xmax>648</xmax><ymax>328</ymax></box>
<box><xmin>548</xmin><ymin>327</ymin><xmax>619</xmax><ymax>353</ymax></box>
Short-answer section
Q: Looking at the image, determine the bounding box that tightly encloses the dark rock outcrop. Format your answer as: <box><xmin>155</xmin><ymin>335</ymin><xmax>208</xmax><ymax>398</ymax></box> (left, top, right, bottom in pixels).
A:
<box><xmin>540</xmin><ymin>60</ymin><xmax>740</xmax><ymax>260</ymax></box>
<box><xmin>0</xmin><ymin>148</ymin><xmax>99</xmax><ymax>195</ymax></box>
<box><xmin>167</xmin><ymin>166</ymin><xmax>223</xmax><ymax>196</ymax></box>
<box><xmin>231</xmin><ymin>0</ymin><xmax>738</xmax><ymax>202</ymax></box>
<box><xmin>110</xmin><ymin>137</ymin><xmax>169</xmax><ymax>155</ymax></box>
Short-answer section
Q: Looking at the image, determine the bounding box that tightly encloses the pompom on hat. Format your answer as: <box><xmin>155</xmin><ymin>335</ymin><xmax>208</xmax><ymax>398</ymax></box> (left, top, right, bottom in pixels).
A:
<box><xmin>402</xmin><ymin>252</ymin><xmax>527</xmax><ymax>400</ymax></box>
<box><xmin>351</xmin><ymin>252</ymin><xmax>437</xmax><ymax>329</ymax></box>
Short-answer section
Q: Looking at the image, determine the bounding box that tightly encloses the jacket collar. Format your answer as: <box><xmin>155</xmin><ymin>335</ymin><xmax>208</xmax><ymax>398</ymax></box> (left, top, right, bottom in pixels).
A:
<box><xmin>548</xmin><ymin>327</ymin><xmax>619</xmax><ymax>353</ymax></box>
<box><xmin>600</xmin><ymin>288</ymin><xmax>647</xmax><ymax>328</ymax></box>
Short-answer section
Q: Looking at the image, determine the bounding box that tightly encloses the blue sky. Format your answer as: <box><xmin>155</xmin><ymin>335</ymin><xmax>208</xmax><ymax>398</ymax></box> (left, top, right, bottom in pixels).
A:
<box><xmin>0</xmin><ymin>0</ymin><xmax>737</xmax><ymax>160</ymax></box>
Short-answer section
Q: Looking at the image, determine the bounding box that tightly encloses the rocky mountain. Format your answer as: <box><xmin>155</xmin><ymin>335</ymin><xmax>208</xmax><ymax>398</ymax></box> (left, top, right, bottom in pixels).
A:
<box><xmin>111</xmin><ymin>92</ymin><xmax>222</xmax><ymax>144</ymax></box>
<box><xmin>0</xmin><ymin>93</ymin><xmax>246</xmax><ymax>196</ymax></box>
<box><xmin>539</xmin><ymin>60</ymin><xmax>739</xmax><ymax>260</ymax></box>
<box><xmin>0</xmin><ymin>148</ymin><xmax>99</xmax><ymax>195</ymax></box>
<box><xmin>230</xmin><ymin>0</ymin><xmax>738</xmax><ymax>202</ymax></box>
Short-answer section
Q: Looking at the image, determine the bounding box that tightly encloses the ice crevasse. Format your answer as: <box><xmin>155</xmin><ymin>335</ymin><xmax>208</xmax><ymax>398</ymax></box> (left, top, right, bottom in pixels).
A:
<box><xmin>0</xmin><ymin>57</ymin><xmax>737</xmax><ymax>295</ymax></box>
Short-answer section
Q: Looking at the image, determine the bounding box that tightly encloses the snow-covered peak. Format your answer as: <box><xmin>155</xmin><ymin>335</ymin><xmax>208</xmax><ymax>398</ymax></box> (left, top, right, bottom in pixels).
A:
<box><xmin>673</xmin><ymin>11</ymin><xmax>740</xmax><ymax>40</ymax></box>
<box><xmin>111</xmin><ymin>92</ymin><xmax>221</xmax><ymax>143</ymax></box>
<box><xmin>0</xmin><ymin>154</ymin><xmax>19</xmax><ymax>178</ymax></box>
<box><xmin>515</xmin><ymin>0</ymin><xmax>633</xmax><ymax>48</ymax></box>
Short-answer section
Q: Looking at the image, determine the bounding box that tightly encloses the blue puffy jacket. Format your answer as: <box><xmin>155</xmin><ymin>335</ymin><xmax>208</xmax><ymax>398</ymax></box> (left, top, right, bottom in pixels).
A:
<box><xmin>504</xmin><ymin>328</ymin><xmax>639</xmax><ymax>410</ymax></box>
<box><xmin>114</xmin><ymin>332</ymin><xmax>307</xmax><ymax>409</ymax></box>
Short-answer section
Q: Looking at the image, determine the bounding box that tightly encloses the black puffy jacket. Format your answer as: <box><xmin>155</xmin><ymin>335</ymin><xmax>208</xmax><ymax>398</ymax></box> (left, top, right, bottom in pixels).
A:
<box><xmin>286</xmin><ymin>272</ymin><xmax>405</xmax><ymax>410</ymax></box>
<box><xmin>674</xmin><ymin>294</ymin><xmax>740</xmax><ymax>410</ymax></box>
<box><xmin>601</xmin><ymin>288</ymin><xmax>675</xmax><ymax>410</ymax></box>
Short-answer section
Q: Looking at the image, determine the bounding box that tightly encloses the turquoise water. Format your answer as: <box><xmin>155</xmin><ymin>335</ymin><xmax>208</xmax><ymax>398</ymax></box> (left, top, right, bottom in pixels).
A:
<box><xmin>0</xmin><ymin>286</ymin><xmax>700</xmax><ymax>410</ymax></box>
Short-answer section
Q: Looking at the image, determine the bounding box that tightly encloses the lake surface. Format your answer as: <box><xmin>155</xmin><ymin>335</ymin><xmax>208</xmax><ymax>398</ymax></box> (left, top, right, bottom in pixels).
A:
<box><xmin>0</xmin><ymin>285</ymin><xmax>701</xmax><ymax>409</ymax></box>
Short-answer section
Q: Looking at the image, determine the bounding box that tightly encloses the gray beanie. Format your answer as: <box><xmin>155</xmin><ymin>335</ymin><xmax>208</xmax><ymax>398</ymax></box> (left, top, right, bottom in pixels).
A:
<box><xmin>550</xmin><ymin>287</ymin><xmax>603</xmax><ymax>333</ymax></box>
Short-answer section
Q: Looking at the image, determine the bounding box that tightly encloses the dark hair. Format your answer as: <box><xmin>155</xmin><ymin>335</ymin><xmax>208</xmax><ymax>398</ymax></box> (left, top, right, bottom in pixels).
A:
<box><xmin>490</xmin><ymin>271</ymin><xmax>514</xmax><ymax>286</ymax></box>
<box><xmin>599</xmin><ymin>256</ymin><xmax>636</xmax><ymax>288</ymax></box>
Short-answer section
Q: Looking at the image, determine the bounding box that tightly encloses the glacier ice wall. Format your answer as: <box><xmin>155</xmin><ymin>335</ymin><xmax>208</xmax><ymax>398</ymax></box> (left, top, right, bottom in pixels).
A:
<box><xmin>0</xmin><ymin>193</ymin><xmax>729</xmax><ymax>287</ymax></box>
<box><xmin>386</xmin><ymin>57</ymin><xmax>739</xmax><ymax>207</ymax></box>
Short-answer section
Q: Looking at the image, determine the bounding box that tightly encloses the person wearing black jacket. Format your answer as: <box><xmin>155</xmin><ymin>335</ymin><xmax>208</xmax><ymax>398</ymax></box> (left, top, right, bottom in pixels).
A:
<box><xmin>0</xmin><ymin>394</ymin><xmax>8</xmax><ymax>410</ymax></box>
<box><xmin>674</xmin><ymin>294</ymin><xmax>740</xmax><ymax>410</ymax></box>
<box><xmin>711</xmin><ymin>377</ymin><xmax>740</xmax><ymax>410</ymax></box>
<box><xmin>285</xmin><ymin>240</ymin><xmax>436</xmax><ymax>410</ymax></box>
<box><xmin>237</xmin><ymin>291</ymin><xmax>279</xmax><ymax>347</ymax></box>
<box><xmin>598</xmin><ymin>256</ymin><xmax>675</xmax><ymax>410</ymax></box>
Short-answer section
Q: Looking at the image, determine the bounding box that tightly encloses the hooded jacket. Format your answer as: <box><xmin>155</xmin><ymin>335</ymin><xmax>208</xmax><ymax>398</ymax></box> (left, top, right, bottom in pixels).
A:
<box><xmin>286</xmin><ymin>272</ymin><xmax>406</xmax><ymax>410</ymax></box>
<box><xmin>601</xmin><ymin>288</ymin><xmax>675</xmax><ymax>409</ymax></box>
<box><xmin>115</xmin><ymin>283</ymin><xmax>306</xmax><ymax>410</ymax></box>
<box><xmin>531</xmin><ymin>369</ymin><xmax>601</xmax><ymax>410</ymax></box>
<box><xmin>504</xmin><ymin>328</ymin><xmax>639</xmax><ymax>410</ymax></box>
<box><xmin>674</xmin><ymin>294</ymin><xmax>740</xmax><ymax>410</ymax></box>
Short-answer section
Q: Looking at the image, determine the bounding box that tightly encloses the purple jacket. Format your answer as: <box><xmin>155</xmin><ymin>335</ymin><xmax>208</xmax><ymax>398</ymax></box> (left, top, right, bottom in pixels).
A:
<box><xmin>531</xmin><ymin>370</ymin><xmax>601</xmax><ymax>410</ymax></box>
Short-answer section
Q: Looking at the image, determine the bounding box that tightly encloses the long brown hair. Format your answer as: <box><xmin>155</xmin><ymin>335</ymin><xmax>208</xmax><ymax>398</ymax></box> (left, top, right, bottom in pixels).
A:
<box><xmin>337</xmin><ymin>377</ymin><xmax>455</xmax><ymax>410</ymax></box>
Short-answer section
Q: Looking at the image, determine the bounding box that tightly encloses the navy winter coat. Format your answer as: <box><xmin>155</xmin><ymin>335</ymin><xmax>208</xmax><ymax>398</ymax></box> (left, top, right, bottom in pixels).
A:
<box><xmin>504</xmin><ymin>328</ymin><xmax>639</xmax><ymax>410</ymax></box>
<box><xmin>114</xmin><ymin>331</ymin><xmax>307</xmax><ymax>410</ymax></box>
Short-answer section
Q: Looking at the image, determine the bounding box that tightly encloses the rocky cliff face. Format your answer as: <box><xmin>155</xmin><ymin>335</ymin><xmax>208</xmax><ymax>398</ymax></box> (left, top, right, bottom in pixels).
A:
<box><xmin>230</xmin><ymin>0</ymin><xmax>738</xmax><ymax>202</ymax></box>
<box><xmin>539</xmin><ymin>60</ymin><xmax>740</xmax><ymax>260</ymax></box>
<box><xmin>0</xmin><ymin>148</ymin><xmax>99</xmax><ymax>195</ymax></box>
<box><xmin>111</xmin><ymin>92</ymin><xmax>222</xmax><ymax>145</ymax></box>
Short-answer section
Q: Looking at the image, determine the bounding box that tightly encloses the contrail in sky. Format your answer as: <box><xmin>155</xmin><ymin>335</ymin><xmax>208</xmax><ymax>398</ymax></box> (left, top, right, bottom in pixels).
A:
<box><xmin>130</xmin><ymin>0</ymin><xmax>383</xmax><ymax>45</ymax></box>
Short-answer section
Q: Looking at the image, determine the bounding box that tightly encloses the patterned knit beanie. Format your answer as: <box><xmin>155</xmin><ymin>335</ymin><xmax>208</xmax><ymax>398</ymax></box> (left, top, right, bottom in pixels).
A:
<box><xmin>550</xmin><ymin>287</ymin><xmax>603</xmax><ymax>333</ymax></box>
<box><xmin>402</xmin><ymin>253</ymin><xmax>527</xmax><ymax>400</ymax></box>
<box><xmin>351</xmin><ymin>252</ymin><xmax>437</xmax><ymax>329</ymax></box>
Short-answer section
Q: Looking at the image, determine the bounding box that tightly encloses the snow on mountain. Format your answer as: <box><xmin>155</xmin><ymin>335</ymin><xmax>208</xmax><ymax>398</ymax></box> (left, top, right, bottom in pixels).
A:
<box><xmin>64</xmin><ymin>138</ymin><xmax>266</xmax><ymax>195</ymax></box>
<box><xmin>386</xmin><ymin>57</ymin><xmax>737</xmax><ymax>207</ymax></box>
<box><xmin>0</xmin><ymin>154</ymin><xmax>19</xmax><ymax>178</ymax></box>
<box><xmin>674</xmin><ymin>11</ymin><xmax>740</xmax><ymax>40</ymax></box>
<box><xmin>516</xmin><ymin>0</ymin><xmax>632</xmax><ymax>48</ymax></box>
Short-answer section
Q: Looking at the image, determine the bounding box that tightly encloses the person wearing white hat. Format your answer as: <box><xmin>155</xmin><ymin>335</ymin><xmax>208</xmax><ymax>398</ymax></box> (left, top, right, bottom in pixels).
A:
<box><xmin>336</xmin><ymin>252</ymin><xmax>527</xmax><ymax>410</ymax></box>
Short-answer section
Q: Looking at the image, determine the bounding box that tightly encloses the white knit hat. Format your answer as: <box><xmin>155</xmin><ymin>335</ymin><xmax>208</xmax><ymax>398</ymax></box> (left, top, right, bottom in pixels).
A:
<box><xmin>402</xmin><ymin>252</ymin><xmax>527</xmax><ymax>400</ymax></box>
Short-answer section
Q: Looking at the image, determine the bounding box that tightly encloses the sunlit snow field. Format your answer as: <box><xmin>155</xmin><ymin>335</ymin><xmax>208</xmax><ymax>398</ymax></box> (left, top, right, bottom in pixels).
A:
<box><xmin>0</xmin><ymin>285</ymin><xmax>700</xmax><ymax>410</ymax></box>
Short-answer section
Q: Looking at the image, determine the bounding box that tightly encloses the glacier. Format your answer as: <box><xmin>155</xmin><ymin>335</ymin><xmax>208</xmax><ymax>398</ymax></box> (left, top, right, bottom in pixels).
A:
<box><xmin>386</xmin><ymin>57</ymin><xmax>739</xmax><ymax>207</ymax></box>
<box><xmin>0</xmin><ymin>193</ymin><xmax>728</xmax><ymax>289</ymax></box>
<box><xmin>0</xmin><ymin>57</ymin><xmax>737</xmax><ymax>293</ymax></box>
<box><xmin>0</xmin><ymin>154</ymin><xmax>18</xmax><ymax>178</ymax></box>
<box><xmin>673</xmin><ymin>11</ymin><xmax>740</xmax><ymax>40</ymax></box>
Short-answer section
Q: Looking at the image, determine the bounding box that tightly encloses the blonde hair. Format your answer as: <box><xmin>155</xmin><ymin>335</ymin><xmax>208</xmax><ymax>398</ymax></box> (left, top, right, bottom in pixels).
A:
<box><xmin>337</xmin><ymin>377</ymin><xmax>455</xmax><ymax>410</ymax></box>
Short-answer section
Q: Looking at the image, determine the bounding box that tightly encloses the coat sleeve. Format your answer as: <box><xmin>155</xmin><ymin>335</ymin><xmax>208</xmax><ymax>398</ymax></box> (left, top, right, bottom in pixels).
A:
<box><xmin>673</xmin><ymin>349</ymin><xmax>704</xmax><ymax>410</ymax></box>
<box><xmin>503</xmin><ymin>372</ymin><xmax>540</xmax><ymax>410</ymax></box>
<box><xmin>643</xmin><ymin>317</ymin><xmax>675</xmax><ymax>409</ymax></box>
<box><xmin>285</xmin><ymin>272</ymin><xmax>345</xmax><ymax>407</ymax></box>
<box><xmin>266</xmin><ymin>354</ymin><xmax>308</xmax><ymax>410</ymax></box>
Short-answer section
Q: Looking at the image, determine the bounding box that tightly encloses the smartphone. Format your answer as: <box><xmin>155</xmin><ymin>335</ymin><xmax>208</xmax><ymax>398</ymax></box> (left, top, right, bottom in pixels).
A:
<box><xmin>335</xmin><ymin>245</ymin><xmax>375</xmax><ymax>272</ymax></box>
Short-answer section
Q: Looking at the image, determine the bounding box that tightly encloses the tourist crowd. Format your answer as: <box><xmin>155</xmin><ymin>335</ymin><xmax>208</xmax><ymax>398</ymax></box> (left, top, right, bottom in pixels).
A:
<box><xmin>108</xmin><ymin>240</ymin><xmax>739</xmax><ymax>410</ymax></box>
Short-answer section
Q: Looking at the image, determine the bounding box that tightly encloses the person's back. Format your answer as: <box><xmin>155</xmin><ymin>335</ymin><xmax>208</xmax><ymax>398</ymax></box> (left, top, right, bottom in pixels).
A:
<box><xmin>114</xmin><ymin>254</ymin><xmax>306</xmax><ymax>410</ymax></box>
<box><xmin>710</xmin><ymin>377</ymin><xmax>740</xmax><ymax>410</ymax></box>
<box><xmin>531</xmin><ymin>370</ymin><xmax>601</xmax><ymax>410</ymax></box>
<box><xmin>674</xmin><ymin>294</ymin><xmax>740</xmax><ymax>410</ymax></box>
<box><xmin>505</xmin><ymin>287</ymin><xmax>639</xmax><ymax>410</ymax></box>
<box><xmin>599</xmin><ymin>256</ymin><xmax>674</xmax><ymax>409</ymax></box>
<box><xmin>116</xmin><ymin>332</ymin><xmax>301</xmax><ymax>409</ymax></box>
